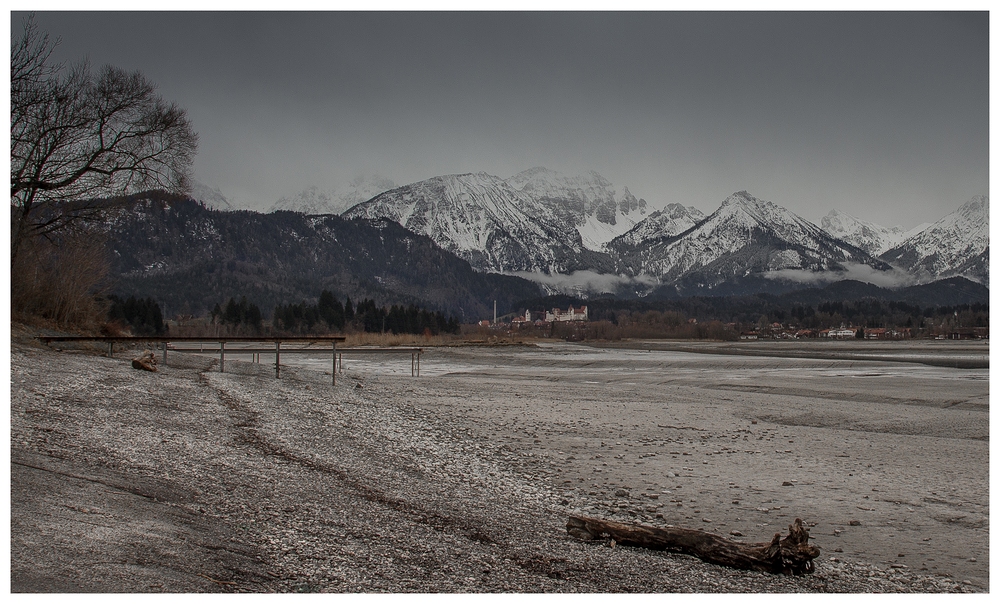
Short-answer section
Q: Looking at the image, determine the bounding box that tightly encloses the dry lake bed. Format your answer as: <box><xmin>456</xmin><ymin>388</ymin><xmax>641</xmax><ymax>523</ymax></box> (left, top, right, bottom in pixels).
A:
<box><xmin>297</xmin><ymin>338</ymin><xmax>990</xmax><ymax>586</ymax></box>
<box><xmin>11</xmin><ymin>334</ymin><xmax>988</xmax><ymax>592</ymax></box>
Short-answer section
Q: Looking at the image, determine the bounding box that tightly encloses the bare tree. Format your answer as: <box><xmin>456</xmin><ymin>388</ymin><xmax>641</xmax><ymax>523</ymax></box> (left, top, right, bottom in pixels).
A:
<box><xmin>10</xmin><ymin>15</ymin><xmax>198</xmax><ymax>266</ymax></box>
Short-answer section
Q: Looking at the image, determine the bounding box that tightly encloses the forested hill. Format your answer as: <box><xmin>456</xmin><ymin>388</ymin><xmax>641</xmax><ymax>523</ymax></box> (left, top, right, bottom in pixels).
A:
<box><xmin>514</xmin><ymin>277</ymin><xmax>988</xmax><ymax>327</ymax></box>
<box><xmin>94</xmin><ymin>192</ymin><xmax>542</xmax><ymax>320</ymax></box>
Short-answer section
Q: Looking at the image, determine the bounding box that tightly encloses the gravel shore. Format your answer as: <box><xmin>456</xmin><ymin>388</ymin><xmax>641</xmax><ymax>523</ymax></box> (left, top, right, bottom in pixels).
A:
<box><xmin>10</xmin><ymin>331</ymin><xmax>987</xmax><ymax>592</ymax></box>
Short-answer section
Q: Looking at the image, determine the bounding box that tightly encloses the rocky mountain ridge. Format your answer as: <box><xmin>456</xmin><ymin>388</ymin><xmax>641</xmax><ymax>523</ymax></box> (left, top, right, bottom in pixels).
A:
<box><xmin>608</xmin><ymin>190</ymin><xmax>892</xmax><ymax>292</ymax></box>
<box><xmin>341</xmin><ymin>169</ymin><xmax>986</xmax><ymax>292</ymax></box>
<box><xmin>87</xmin><ymin>189</ymin><xmax>989</xmax><ymax>321</ymax></box>
<box><xmin>342</xmin><ymin>171</ymin><xmax>615</xmax><ymax>274</ymax></box>
<box><xmin>146</xmin><ymin>165</ymin><xmax>990</xmax><ymax>302</ymax></box>
<box><xmin>880</xmin><ymin>195</ymin><xmax>989</xmax><ymax>286</ymax></box>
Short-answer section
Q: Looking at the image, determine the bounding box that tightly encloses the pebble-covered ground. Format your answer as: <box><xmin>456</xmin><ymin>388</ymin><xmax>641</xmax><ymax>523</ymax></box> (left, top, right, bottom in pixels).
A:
<box><xmin>10</xmin><ymin>331</ymin><xmax>987</xmax><ymax>592</ymax></box>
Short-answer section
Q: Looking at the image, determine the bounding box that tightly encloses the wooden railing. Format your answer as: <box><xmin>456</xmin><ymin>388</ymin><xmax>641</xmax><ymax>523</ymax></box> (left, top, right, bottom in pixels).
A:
<box><xmin>36</xmin><ymin>336</ymin><xmax>425</xmax><ymax>382</ymax></box>
<box><xmin>37</xmin><ymin>336</ymin><xmax>346</xmax><ymax>384</ymax></box>
<box><xmin>333</xmin><ymin>347</ymin><xmax>424</xmax><ymax>377</ymax></box>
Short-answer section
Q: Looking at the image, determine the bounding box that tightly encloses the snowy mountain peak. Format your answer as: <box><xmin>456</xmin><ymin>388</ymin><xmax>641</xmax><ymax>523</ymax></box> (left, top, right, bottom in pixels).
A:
<box><xmin>821</xmin><ymin>209</ymin><xmax>907</xmax><ymax>256</ymax></box>
<box><xmin>718</xmin><ymin>190</ymin><xmax>773</xmax><ymax>218</ymax></box>
<box><xmin>610</xmin><ymin>203</ymin><xmax>706</xmax><ymax>248</ymax></box>
<box><xmin>960</xmin><ymin>194</ymin><xmax>988</xmax><ymax>219</ymax></box>
<box><xmin>505</xmin><ymin>166</ymin><xmax>553</xmax><ymax>183</ymax></box>
<box><xmin>880</xmin><ymin>195</ymin><xmax>989</xmax><ymax>285</ymax></box>
<box><xmin>609</xmin><ymin>190</ymin><xmax>888</xmax><ymax>287</ymax></box>
<box><xmin>190</xmin><ymin>181</ymin><xmax>235</xmax><ymax>211</ymax></box>
<box><xmin>724</xmin><ymin>190</ymin><xmax>777</xmax><ymax>211</ymax></box>
<box><xmin>713</xmin><ymin>190</ymin><xmax>819</xmax><ymax>237</ymax></box>
<box><xmin>271</xmin><ymin>186</ymin><xmax>337</xmax><ymax>215</ymax></box>
<box><xmin>343</xmin><ymin>171</ymin><xmax>603</xmax><ymax>274</ymax></box>
<box><xmin>505</xmin><ymin>167</ymin><xmax>649</xmax><ymax>250</ymax></box>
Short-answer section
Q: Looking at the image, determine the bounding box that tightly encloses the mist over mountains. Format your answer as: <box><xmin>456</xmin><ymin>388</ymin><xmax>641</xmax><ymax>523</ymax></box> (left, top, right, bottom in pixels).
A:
<box><xmin>269</xmin><ymin>175</ymin><xmax>397</xmax><ymax>216</ymax></box>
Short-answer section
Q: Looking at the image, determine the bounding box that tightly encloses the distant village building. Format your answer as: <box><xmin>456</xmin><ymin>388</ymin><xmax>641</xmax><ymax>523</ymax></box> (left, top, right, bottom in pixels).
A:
<box><xmin>827</xmin><ymin>327</ymin><xmax>857</xmax><ymax>339</ymax></box>
<box><xmin>945</xmin><ymin>327</ymin><xmax>986</xmax><ymax>340</ymax></box>
<box><xmin>545</xmin><ymin>305</ymin><xmax>589</xmax><ymax>322</ymax></box>
<box><xmin>864</xmin><ymin>328</ymin><xmax>913</xmax><ymax>340</ymax></box>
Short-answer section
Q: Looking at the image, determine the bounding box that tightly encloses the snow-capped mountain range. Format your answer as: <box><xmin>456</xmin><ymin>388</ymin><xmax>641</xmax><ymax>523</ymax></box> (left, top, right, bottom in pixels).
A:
<box><xmin>609</xmin><ymin>190</ymin><xmax>891</xmax><ymax>289</ymax></box>
<box><xmin>342</xmin><ymin>170</ymin><xmax>617</xmax><ymax>274</ymax></box>
<box><xmin>263</xmin><ymin>166</ymin><xmax>985</xmax><ymax>293</ymax></box>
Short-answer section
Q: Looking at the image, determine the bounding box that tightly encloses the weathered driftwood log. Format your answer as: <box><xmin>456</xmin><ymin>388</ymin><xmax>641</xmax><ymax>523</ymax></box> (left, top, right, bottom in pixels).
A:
<box><xmin>567</xmin><ymin>515</ymin><xmax>819</xmax><ymax>575</ymax></box>
<box><xmin>131</xmin><ymin>350</ymin><xmax>158</xmax><ymax>372</ymax></box>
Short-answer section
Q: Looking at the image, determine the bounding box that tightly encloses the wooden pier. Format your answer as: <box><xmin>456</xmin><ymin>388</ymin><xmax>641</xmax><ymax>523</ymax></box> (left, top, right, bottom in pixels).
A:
<box><xmin>333</xmin><ymin>347</ymin><xmax>424</xmax><ymax>377</ymax></box>
<box><xmin>38</xmin><ymin>336</ymin><xmax>426</xmax><ymax>381</ymax></box>
<box><xmin>37</xmin><ymin>336</ymin><xmax>347</xmax><ymax>384</ymax></box>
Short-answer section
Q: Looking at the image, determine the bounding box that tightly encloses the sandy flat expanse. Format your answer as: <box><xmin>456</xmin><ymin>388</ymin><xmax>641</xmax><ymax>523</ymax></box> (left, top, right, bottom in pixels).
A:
<box><xmin>295</xmin><ymin>339</ymin><xmax>989</xmax><ymax>586</ymax></box>
<box><xmin>11</xmin><ymin>334</ymin><xmax>987</xmax><ymax>592</ymax></box>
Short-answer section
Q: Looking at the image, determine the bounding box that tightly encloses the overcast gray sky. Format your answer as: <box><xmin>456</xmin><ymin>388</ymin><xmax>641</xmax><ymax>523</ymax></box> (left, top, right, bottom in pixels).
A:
<box><xmin>16</xmin><ymin>11</ymin><xmax>988</xmax><ymax>229</ymax></box>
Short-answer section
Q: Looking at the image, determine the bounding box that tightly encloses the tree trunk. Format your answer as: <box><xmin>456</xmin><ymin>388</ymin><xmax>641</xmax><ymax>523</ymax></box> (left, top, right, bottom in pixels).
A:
<box><xmin>566</xmin><ymin>515</ymin><xmax>819</xmax><ymax>575</ymax></box>
<box><xmin>131</xmin><ymin>350</ymin><xmax>158</xmax><ymax>372</ymax></box>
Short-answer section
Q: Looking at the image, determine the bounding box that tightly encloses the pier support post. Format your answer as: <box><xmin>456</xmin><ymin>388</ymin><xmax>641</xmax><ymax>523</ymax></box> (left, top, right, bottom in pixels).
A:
<box><xmin>275</xmin><ymin>341</ymin><xmax>281</xmax><ymax>378</ymax></box>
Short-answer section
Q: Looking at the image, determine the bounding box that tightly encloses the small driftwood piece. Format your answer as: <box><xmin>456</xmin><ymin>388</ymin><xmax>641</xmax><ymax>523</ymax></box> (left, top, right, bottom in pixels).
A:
<box><xmin>131</xmin><ymin>350</ymin><xmax>158</xmax><ymax>372</ymax></box>
<box><xmin>567</xmin><ymin>515</ymin><xmax>819</xmax><ymax>575</ymax></box>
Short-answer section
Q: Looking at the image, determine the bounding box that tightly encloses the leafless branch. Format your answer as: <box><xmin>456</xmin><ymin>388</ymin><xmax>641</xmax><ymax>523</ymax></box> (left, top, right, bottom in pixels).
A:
<box><xmin>10</xmin><ymin>14</ymin><xmax>198</xmax><ymax>266</ymax></box>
